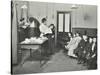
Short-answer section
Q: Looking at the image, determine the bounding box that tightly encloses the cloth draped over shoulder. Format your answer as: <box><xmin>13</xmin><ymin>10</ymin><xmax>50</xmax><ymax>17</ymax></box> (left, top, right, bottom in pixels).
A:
<box><xmin>39</xmin><ymin>23</ymin><xmax>52</xmax><ymax>37</ymax></box>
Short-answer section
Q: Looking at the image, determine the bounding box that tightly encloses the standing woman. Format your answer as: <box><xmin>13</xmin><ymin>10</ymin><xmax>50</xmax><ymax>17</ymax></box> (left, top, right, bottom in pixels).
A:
<box><xmin>28</xmin><ymin>17</ymin><xmax>40</xmax><ymax>38</ymax></box>
<box><xmin>18</xmin><ymin>18</ymin><xmax>28</xmax><ymax>42</ymax></box>
<box><xmin>39</xmin><ymin>18</ymin><xmax>53</xmax><ymax>56</ymax></box>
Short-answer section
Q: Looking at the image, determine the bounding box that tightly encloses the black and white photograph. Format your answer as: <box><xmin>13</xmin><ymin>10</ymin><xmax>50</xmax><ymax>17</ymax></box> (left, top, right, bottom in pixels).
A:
<box><xmin>11</xmin><ymin>0</ymin><xmax>97</xmax><ymax>74</ymax></box>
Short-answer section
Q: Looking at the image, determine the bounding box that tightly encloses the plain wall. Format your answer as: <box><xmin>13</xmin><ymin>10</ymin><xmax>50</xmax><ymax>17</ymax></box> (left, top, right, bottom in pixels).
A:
<box><xmin>13</xmin><ymin>1</ymin><xmax>97</xmax><ymax>28</ymax></box>
<box><xmin>28</xmin><ymin>2</ymin><xmax>97</xmax><ymax>28</ymax></box>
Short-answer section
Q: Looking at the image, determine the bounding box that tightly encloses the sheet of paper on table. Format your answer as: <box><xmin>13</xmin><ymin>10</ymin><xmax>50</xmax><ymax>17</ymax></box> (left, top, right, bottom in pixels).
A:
<box><xmin>20</xmin><ymin>37</ymin><xmax>48</xmax><ymax>44</ymax></box>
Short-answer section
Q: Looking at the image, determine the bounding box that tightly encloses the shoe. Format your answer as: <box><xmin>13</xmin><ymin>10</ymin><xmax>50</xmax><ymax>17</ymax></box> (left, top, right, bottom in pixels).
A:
<box><xmin>83</xmin><ymin>63</ymin><xmax>87</xmax><ymax>66</ymax></box>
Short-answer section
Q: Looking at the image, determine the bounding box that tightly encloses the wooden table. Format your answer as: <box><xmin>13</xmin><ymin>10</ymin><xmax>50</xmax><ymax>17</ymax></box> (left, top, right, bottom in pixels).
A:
<box><xmin>18</xmin><ymin>39</ymin><xmax>48</xmax><ymax>67</ymax></box>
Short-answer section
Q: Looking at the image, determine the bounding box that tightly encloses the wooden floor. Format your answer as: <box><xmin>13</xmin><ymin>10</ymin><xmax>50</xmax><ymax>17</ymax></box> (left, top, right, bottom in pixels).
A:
<box><xmin>12</xmin><ymin>50</ymin><xmax>88</xmax><ymax>74</ymax></box>
<box><xmin>42</xmin><ymin>50</ymin><xmax>87</xmax><ymax>73</ymax></box>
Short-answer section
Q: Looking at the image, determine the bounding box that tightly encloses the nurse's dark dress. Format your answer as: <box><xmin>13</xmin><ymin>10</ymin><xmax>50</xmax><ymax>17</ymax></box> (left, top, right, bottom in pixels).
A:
<box><xmin>28</xmin><ymin>27</ymin><xmax>40</xmax><ymax>38</ymax></box>
<box><xmin>28</xmin><ymin>18</ymin><xmax>40</xmax><ymax>38</ymax></box>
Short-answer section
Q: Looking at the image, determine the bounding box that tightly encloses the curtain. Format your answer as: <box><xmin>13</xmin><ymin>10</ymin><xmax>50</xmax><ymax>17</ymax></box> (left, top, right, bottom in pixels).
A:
<box><xmin>12</xmin><ymin>1</ymin><xmax>18</xmax><ymax>64</ymax></box>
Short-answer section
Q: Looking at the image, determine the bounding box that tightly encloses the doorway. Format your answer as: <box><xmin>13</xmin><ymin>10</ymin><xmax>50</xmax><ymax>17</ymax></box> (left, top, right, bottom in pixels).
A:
<box><xmin>55</xmin><ymin>11</ymin><xmax>71</xmax><ymax>46</ymax></box>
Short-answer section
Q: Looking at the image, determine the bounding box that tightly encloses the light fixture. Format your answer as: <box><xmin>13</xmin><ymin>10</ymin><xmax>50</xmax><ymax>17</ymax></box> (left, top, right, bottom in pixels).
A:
<box><xmin>21</xmin><ymin>5</ymin><xmax>27</xmax><ymax>9</ymax></box>
<box><xmin>71</xmin><ymin>4</ymin><xmax>78</xmax><ymax>9</ymax></box>
<box><xmin>20</xmin><ymin>4</ymin><xmax>28</xmax><ymax>22</ymax></box>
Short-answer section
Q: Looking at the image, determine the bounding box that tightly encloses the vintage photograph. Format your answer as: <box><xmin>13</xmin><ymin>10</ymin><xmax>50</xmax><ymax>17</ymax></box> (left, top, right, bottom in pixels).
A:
<box><xmin>11</xmin><ymin>0</ymin><xmax>97</xmax><ymax>74</ymax></box>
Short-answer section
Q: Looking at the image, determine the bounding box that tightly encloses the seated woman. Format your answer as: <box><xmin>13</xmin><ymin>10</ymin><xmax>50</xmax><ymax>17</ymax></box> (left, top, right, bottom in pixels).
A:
<box><xmin>67</xmin><ymin>32</ymin><xmax>73</xmax><ymax>44</ymax></box>
<box><xmin>65</xmin><ymin>32</ymin><xmax>82</xmax><ymax>57</ymax></box>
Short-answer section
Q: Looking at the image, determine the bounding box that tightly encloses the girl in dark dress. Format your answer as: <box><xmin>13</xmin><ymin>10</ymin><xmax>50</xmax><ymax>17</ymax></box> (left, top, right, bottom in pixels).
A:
<box><xmin>83</xmin><ymin>37</ymin><xmax>93</xmax><ymax>66</ymax></box>
<box><xmin>74</xmin><ymin>35</ymin><xmax>88</xmax><ymax>64</ymax></box>
<box><xmin>87</xmin><ymin>38</ymin><xmax>97</xmax><ymax>69</ymax></box>
<box><xmin>48</xmin><ymin>24</ymin><xmax>55</xmax><ymax>54</ymax></box>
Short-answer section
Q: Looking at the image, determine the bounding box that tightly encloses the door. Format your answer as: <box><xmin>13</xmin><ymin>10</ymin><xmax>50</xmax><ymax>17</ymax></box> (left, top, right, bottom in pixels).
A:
<box><xmin>55</xmin><ymin>12</ymin><xmax>71</xmax><ymax>46</ymax></box>
<box><xmin>57</xmin><ymin>12</ymin><xmax>71</xmax><ymax>32</ymax></box>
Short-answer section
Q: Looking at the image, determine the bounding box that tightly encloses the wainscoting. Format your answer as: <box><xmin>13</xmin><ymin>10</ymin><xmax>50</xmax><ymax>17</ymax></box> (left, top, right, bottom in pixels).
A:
<box><xmin>72</xmin><ymin>28</ymin><xmax>97</xmax><ymax>37</ymax></box>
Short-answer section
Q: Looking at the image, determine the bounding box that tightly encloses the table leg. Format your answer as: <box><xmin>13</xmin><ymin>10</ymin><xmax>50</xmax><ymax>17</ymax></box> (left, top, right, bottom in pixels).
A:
<box><xmin>40</xmin><ymin>46</ymin><xmax>47</xmax><ymax>67</ymax></box>
<box><xmin>30</xmin><ymin>49</ymin><xmax>32</xmax><ymax>57</ymax></box>
<box><xmin>20</xmin><ymin>49</ymin><xmax>29</xmax><ymax>66</ymax></box>
<box><xmin>39</xmin><ymin>46</ymin><xmax>42</xmax><ymax>67</ymax></box>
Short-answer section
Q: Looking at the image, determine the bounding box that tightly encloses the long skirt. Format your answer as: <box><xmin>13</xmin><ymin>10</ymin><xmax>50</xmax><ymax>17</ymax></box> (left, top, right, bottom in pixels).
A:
<box><xmin>67</xmin><ymin>46</ymin><xmax>77</xmax><ymax>57</ymax></box>
<box><xmin>28</xmin><ymin>28</ymin><xmax>40</xmax><ymax>38</ymax></box>
<box><xmin>68</xmin><ymin>44</ymin><xmax>77</xmax><ymax>57</ymax></box>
